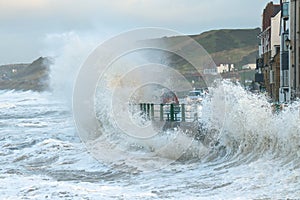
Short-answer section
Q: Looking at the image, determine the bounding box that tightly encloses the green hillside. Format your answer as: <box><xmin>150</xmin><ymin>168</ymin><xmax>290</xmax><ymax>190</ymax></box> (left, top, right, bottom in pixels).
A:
<box><xmin>139</xmin><ymin>28</ymin><xmax>260</xmax><ymax>88</ymax></box>
<box><xmin>155</xmin><ymin>28</ymin><xmax>260</xmax><ymax>70</ymax></box>
<box><xmin>193</xmin><ymin>28</ymin><xmax>260</xmax><ymax>68</ymax></box>
<box><xmin>191</xmin><ymin>28</ymin><xmax>260</xmax><ymax>53</ymax></box>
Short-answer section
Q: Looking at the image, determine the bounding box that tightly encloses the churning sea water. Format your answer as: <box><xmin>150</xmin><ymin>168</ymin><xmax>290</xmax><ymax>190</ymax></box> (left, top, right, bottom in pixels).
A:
<box><xmin>1</xmin><ymin>82</ymin><xmax>300</xmax><ymax>199</ymax></box>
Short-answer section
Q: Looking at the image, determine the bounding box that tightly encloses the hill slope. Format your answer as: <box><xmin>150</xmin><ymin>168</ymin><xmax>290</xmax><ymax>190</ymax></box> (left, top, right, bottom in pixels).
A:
<box><xmin>193</xmin><ymin>28</ymin><xmax>260</xmax><ymax>67</ymax></box>
<box><xmin>0</xmin><ymin>57</ymin><xmax>51</xmax><ymax>91</ymax></box>
<box><xmin>157</xmin><ymin>28</ymin><xmax>260</xmax><ymax>70</ymax></box>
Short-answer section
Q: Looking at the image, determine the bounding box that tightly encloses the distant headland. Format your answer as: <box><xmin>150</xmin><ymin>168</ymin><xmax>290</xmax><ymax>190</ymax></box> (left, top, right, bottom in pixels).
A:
<box><xmin>0</xmin><ymin>28</ymin><xmax>259</xmax><ymax>91</ymax></box>
<box><xmin>0</xmin><ymin>57</ymin><xmax>51</xmax><ymax>92</ymax></box>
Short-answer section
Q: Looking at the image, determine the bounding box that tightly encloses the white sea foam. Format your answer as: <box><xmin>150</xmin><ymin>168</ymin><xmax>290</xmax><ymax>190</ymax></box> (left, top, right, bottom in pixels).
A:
<box><xmin>1</xmin><ymin>82</ymin><xmax>300</xmax><ymax>199</ymax></box>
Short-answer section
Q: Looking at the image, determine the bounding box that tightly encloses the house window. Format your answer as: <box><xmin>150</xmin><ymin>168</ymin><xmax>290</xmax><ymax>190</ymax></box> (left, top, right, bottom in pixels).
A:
<box><xmin>282</xmin><ymin>2</ymin><xmax>289</xmax><ymax>20</ymax></box>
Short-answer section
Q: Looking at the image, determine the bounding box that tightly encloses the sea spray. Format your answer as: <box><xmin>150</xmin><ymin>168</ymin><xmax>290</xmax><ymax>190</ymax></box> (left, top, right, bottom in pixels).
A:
<box><xmin>91</xmin><ymin>79</ymin><xmax>300</xmax><ymax>170</ymax></box>
<box><xmin>42</xmin><ymin>32</ymin><xmax>100</xmax><ymax>105</ymax></box>
<box><xmin>199</xmin><ymin>81</ymin><xmax>300</xmax><ymax>167</ymax></box>
<box><xmin>2</xmin><ymin>80</ymin><xmax>300</xmax><ymax>198</ymax></box>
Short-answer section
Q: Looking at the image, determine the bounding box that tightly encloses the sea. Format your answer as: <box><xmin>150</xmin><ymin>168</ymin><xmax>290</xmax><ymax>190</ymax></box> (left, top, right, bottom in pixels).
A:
<box><xmin>1</xmin><ymin>82</ymin><xmax>300</xmax><ymax>199</ymax></box>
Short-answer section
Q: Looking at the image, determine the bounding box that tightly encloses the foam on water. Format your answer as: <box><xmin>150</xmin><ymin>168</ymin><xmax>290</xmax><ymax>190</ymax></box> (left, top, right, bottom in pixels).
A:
<box><xmin>1</xmin><ymin>81</ymin><xmax>300</xmax><ymax>199</ymax></box>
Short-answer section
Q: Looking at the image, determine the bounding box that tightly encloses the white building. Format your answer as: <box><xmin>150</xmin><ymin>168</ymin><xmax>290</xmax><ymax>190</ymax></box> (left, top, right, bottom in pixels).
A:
<box><xmin>217</xmin><ymin>64</ymin><xmax>234</xmax><ymax>73</ymax></box>
<box><xmin>271</xmin><ymin>11</ymin><xmax>281</xmax><ymax>57</ymax></box>
<box><xmin>241</xmin><ymin>63</ymin><xmax>256</xmax><ymax>70</ymax></box>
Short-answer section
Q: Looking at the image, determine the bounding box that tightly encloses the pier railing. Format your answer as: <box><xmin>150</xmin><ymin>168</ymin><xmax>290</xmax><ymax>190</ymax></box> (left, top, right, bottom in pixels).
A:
<box><xmin>135</xmin><ymin>103</ymin><xmax>199</xmax><ymax>122</ymax></box>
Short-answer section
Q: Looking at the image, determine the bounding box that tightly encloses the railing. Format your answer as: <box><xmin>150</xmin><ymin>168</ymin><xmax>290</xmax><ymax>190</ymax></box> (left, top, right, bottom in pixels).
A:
<box><xmin>135</xmin><ymin>103</ymin><xmax>199</xmax><ymax>122</ymax></box>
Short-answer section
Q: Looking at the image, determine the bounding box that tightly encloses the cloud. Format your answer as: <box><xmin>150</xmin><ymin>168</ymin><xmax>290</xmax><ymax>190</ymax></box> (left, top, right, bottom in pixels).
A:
<box><xmin>0</xmin><ymin>0</ymin><xmax>278</xmax><ymax>64</ymax></box>
<box><xmin>0</xmin><ymin>0</ymin><xmax>266</xmax><ymax>31</ymax></box>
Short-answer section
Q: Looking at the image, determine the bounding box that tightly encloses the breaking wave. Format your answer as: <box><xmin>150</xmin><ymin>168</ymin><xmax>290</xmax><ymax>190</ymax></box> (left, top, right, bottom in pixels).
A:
<box><xmin>198</xmin><ymin>82</ymin><xmax>300</xmax><ymax>168</ymax></box>
<box><xmin>91</xmin><ymin>80</ymin><xmax>300</xmax><ymax>170</ymax></box>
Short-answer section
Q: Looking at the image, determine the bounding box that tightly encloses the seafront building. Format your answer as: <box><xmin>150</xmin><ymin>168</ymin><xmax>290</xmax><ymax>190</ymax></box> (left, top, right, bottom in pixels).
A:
<box><xmin>256</xmin><ymin>2</ymin><xmax>281</xmax><ymax>101</ymax></box>
<box><xmin>288</xmin><ymin>0</ymin><xmax>300</xmax><ymax>100</ymax></box>
<box><xmin>256</xmin><ymin>0</ymin><xmax>300</xmax><ymax>102</ymax></box>
<box><xmin>279</xmin><ymin>0</ymin><xmax>290</xmax><ymax>102</ymax></box>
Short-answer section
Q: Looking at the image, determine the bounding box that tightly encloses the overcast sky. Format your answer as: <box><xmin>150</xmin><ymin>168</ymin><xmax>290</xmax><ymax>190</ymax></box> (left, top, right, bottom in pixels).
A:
<box><xmin>0</xmin><ymin>0</ymin><xmax>280</xmax><ymax>64</ymax></box>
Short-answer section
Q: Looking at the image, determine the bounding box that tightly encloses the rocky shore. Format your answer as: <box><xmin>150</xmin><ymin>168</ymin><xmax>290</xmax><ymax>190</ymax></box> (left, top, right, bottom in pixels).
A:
<box><xmin>0</xmin><ymin>57</ymin><xmax>51</xmax><ymax>92</ymax></box>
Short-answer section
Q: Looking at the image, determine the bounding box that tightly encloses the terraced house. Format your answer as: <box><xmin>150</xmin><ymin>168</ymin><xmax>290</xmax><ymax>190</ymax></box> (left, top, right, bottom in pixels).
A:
<box><xmin>257</xmin><ymin>0</ymin><xmax>300</xmax><ymax>102</ymax></box>
<box><xmin>256</xmin><ymin>1</ymin><xmax>281</xmax><ymax>101</ymax></box>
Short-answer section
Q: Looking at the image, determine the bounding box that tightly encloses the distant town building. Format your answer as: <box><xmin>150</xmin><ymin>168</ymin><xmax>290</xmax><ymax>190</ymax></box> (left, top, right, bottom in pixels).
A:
<box><xmin>241</xmin><ymin>64</ymin><xmax>256</xmax><ymax>70</ymax></box>
<box><xmin>216</xmin><ymin>64</ymin><xmax>234</xmax><ymax>73</ymax></box>
<box><xmin>203</xmin><ymin>68</ymin><xmax>218</xmax><ymax>75</ymax></box>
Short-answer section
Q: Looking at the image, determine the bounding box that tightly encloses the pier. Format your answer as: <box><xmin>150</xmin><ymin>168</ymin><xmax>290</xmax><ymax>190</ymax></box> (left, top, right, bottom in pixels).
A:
<box><xmin>137</xmin><ymin>103</ymin><xmax>199</xmax><ymax>122</ymax></box>
<box><xmin>132</xmin><ymin>103</ymin><xmax>200</xmax><ymax>131</ymax></box>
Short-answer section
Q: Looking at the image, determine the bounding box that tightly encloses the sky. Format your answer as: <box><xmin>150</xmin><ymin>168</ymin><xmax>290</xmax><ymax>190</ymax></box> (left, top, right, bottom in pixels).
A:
<box><xmin>0</xmin><ymin>0</ymin><xmax>280</xmax><ymax>65</ymax></box>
